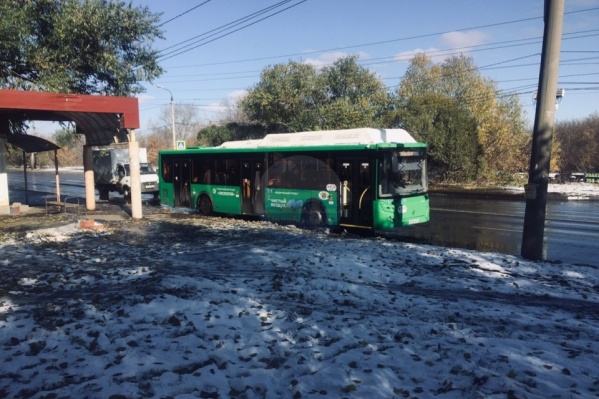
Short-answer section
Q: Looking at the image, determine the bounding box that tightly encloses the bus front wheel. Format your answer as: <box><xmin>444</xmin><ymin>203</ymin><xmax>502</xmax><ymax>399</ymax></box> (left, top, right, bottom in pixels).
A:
<box><xmin>198</xmin><ymin>195</ymin><xmax>213</xmax><ymax>215</ymax></box>
<box><xmin>301</xmin><ymin>200</ymin><xmax>326</xmax><ymax>226</ymax></box>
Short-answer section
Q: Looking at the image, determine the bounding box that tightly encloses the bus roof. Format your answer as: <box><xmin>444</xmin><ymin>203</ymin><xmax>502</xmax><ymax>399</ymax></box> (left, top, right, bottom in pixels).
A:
<box><xmin>217</xmin><ymin>128</ymin><xmax>417</xmax><ymax>149</ymax></box>
<box><xmin>161</xmin><ymin>128</ymin><xmax>425</xmax><ymax>155</ymax></box>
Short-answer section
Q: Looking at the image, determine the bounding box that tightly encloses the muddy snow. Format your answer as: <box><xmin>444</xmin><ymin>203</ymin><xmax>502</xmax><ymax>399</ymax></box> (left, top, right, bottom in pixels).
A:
<box><xmin>1</xmin><ymin>187</ymin><xmax>598</xmax><ymax>399</ymax></box>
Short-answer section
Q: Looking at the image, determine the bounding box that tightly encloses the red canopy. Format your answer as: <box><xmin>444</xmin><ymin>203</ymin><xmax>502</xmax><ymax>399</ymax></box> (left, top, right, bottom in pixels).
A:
<box><xmin>0</xmin><ymin>89</ymin><xmax>139</xmax><ymax>146</ymax></box>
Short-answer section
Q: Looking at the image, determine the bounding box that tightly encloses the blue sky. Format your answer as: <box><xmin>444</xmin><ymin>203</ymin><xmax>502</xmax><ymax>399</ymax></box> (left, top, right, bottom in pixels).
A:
<box><xmin>122</xmin><ymin>1</ymin><xmax>599</xmax><ymax>134</ymax></box>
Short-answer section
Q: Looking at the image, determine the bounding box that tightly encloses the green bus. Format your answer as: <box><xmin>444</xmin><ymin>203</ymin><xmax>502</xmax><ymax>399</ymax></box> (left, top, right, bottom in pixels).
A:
<box><xmin>158</xmin><ymin>128</ymin><xmax>429</xmax><ymax>231</ymax></box>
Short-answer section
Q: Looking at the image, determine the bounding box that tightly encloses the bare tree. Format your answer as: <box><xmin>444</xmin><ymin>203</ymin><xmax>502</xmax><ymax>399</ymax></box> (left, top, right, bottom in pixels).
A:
<box><xmin>555</xmin><ymin>113</ymin><xmax>599</xmax><ymax>174</ymax></box>
<box><xmin>218</xmin><ymin>95</ymin><xmax>251</xmax><ymax>125</ymax></box>
<box><xmin>140</xmin><ymin>103</ymin><xmax>204</xmax><ymax>164</ymax></box>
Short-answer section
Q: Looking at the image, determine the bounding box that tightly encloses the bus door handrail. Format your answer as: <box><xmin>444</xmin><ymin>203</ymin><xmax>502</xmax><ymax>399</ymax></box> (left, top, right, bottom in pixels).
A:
<box><xmin>359</xmin><ymin>186</ymin><xmax>370</xmax><ymax>209</ymax></box>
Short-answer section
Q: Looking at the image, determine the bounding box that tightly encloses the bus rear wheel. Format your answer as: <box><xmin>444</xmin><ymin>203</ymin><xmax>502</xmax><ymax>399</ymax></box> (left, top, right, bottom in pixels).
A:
<box><xmin>301</xmin><ymin>200</ymin><xmax>326</xmax><ymax>226</ymax></box>
<box><xmin>198</xmin><ymin>195</ymin><xmax>213</xmax><ymax>215</ymax></box>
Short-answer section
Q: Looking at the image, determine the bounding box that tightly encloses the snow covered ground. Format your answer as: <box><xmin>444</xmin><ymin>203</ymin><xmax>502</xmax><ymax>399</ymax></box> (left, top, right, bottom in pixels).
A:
<box><xmin>1</xmin><ymin>195</ymin><xmax>598</xmax><ymax>399</ymax></box>
<box><xmin>505</xmin><ymin>182</ymin><xmax>599</xmax><ymax>200</ymax></box>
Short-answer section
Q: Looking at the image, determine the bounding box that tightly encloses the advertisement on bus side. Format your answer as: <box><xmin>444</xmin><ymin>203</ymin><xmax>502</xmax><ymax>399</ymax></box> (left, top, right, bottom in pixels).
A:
<box><xmin>265</xmin><ymin>188</ymin><xmax>338</xmax><ymax>225</ymax></box>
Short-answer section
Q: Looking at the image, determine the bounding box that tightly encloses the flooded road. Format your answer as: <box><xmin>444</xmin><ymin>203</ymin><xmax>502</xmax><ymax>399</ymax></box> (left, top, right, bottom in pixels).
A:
<box><xmin>390</xmin><ymin>195</ymin><xmax>526</xmax><ymax>254</ymax></box>
<box><xmin>390</xmin><ymin>194</ymin><xmax>599</xmax><ymax>265</ymax></box>
<box><xmin>7</xmin><ymin>168</ymin><xmax>599</xmax><ymax>265</ymax></box>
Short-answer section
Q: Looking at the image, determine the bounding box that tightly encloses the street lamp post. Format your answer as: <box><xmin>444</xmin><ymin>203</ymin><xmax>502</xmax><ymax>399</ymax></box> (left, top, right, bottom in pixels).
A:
<box><xmin>157</xmin><ymin>85</ymin><xmax>176</xmax><ymax>149</ymax></box>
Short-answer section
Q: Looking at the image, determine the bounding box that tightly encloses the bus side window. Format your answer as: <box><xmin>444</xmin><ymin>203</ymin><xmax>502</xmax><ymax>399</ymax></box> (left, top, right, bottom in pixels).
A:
<box><xmin>199</xmin><ymin>162</ymin><xmax>211</xmax><ymax>184</ymax></box>
<box><xmin>162</xmin><ymin>159</ymin><xmax>172</xmax><ymax>183</ymax></box>
<box><xmin>228</xmin><ymin>164</ymin><xmax>239</xmax><ymax>185</ymax></box>
<box><xmin>203</xmin><ymin>167</ymin><xmax>211</xmax><ymax>184</ymax></box>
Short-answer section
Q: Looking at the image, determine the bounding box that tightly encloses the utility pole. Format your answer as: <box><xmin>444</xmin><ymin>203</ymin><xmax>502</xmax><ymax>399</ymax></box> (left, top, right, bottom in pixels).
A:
<box><xmin>157</xmin><ymin>85</ymin><xmax>176</xmax><ymax>149</ymax></box>
<box><xmin>521</xmin><ymin>0</ymin><xmax>564</xmax><ymax>260</ymax></box>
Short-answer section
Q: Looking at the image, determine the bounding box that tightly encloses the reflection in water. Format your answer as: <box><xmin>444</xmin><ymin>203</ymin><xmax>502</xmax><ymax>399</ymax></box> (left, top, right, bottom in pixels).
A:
<box><xmin>389</xmin><ymin>218</ymin><xmax>521</xmax><ymax>255</ymax></box>
<box><xmin>386</xmin><ymin>194</ymin><xmax>525</xmax><ymax>256</ymax></box>
<box><xmin>386</xmin><ymin>193</ymin><xmax>599</xmax><ymax>265</ymax></box>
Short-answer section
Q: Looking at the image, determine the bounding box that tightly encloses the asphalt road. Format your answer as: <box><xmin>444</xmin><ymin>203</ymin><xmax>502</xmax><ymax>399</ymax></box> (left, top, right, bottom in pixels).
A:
<box><xmin>6</xmin><ymin>168</ymin><xmax>599</xmax><ymax>266</ymax></box>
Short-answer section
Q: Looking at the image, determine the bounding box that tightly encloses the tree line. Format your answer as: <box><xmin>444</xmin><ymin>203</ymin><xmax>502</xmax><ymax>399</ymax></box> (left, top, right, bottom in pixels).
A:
<box><xmin>2</xmin><ymin>0</ymin><xmax>596</xmax><ymax>183</ymax></box>
<box><xmin>196</xmin><ymin>54</ymin><xmax>532</xmax><ymax>183</ymax></box>
<box><xmin>554</xmin><ymin>114</ymin><xmax>599</xmax><ymax>176</ymax></box>
<box><xmin>194</xmin><ymin>54</ymin><xmax>597</xmax><ymax>183</ymax></box>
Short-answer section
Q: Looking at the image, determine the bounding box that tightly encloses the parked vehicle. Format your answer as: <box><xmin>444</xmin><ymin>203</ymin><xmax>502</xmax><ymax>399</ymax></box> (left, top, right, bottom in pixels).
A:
<box><xmin>569</xmin><ymin>173</ymin><xmax>586</xmax><ymax>183</ymax></box>
<box><xmin>93</xmin><ymin>148</ymin><xmax>159</xmax><ymax>200</ymax></box>
<box><xmin>548</xmin><ymin>172</ymin><xmax>561</xmax><ymax>182</ymax></box>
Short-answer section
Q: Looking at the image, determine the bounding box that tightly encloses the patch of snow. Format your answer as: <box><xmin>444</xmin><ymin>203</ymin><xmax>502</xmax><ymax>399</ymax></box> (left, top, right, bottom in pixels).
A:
<box><xmin>507</xmin><ymin>182</ymin><xmax>599</xmax><ymax>199</ymax></box>
<box><xmin>0</xmin><ymin>210</ymin><xmax>598</xmax><ymax>398</ymax></box>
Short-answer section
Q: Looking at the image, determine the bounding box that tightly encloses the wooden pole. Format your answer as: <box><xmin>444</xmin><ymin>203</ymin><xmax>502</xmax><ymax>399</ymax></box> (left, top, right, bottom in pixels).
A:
<box><xmin>521</xmin><ymin>0</ymin><xmax>564</xmax><ymax>260</ymax></box>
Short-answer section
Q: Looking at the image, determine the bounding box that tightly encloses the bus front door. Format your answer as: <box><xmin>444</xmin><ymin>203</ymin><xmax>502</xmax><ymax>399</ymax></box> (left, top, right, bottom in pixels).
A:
<box><xmin>338</xmin><ymin>159</ymin><xmax>373</xmax><ymax>228</ymax></box>
<box><xmin>174</xmin><ymin>159</ymin><xmax>191</xmax><ymax>207</ymax></box>
<box><xmin>241</xmin><ymin>160</ymin><xmax>265</xmax><ymax>215</ymax></box>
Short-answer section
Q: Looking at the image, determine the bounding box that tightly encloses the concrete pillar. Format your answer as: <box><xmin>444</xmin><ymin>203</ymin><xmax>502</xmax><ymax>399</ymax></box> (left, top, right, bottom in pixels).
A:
<box><xmin>521</xmin><ymin>0</ymin><xmax>564</xmax><ymax>260</ymax></box>
<box><xmin>1</xmin><ymin>117</ymin><xmax>11</xmax><ymax>212</ymax></box>
<box><xmin>83</xmin><ymin>145</ymin><xmax>96</xmax><ymax>211</ymax></box>
<box><xmin>54</xmin><ymin>150</ymin><xmax>61</xmax><ymax>200</ymax></box>
<box><xmin>0</xmin><ymin>135</ymin><xmax>9</xmax><ymax>210</ymax></box>
<box><xmin>128</xmin><ymin>130</ymin><xmax>142</xmax><ymax>219</ymax></box>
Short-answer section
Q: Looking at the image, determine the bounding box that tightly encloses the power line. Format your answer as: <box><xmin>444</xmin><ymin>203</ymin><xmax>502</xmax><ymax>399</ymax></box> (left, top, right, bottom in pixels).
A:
<box><xmin>159</xmin><ymin>0</ymin><xmax>297</xmax><ymax>54</ymax></box>
<box><xmin>559</xmin><ymin>81</ymin><xmax>599</xmax><ymax>84</ymax></box>
<box><xmin>501</xmin><ymin>72</ymin><xmax>599</xmax><ymax>83</ymax></box>
<box><xmin>562</xmin><ymin>86</ymin><xmax>599</xmax><ymax>91</ymax></box>
<box><xmin>159</xmin><ymin>9</ymin><xmax>599</xmax><ymax>69</ymax></box>
<box><xmin>162</xmin><ymin>19</ymin><xmax>543</xmax><ymax>68</ymax></box>
<box><xmin>145</xmin><ymin>6</ymin><xmax>599</xmax><ymax>116</ymax></box>
<box><xmin>360</xmin><ymin>31</ymin><xmax>598</xmax><ymax>73</ymax></box>
<box><xmin>156</xmin><ymin>75</ymin><xmax>259</xmax><ymax>84</ymax></box>
<box><xmin>153</xmin><ymin>51</ymin><xmax>597</xmax><ymax>89</ymax></box>
<box><xmin>156</xmin><ymin>27</ymin><xmax>596</xmax><ymax>84</ymax></box>
<box><xmin>158</xmin><ymin>1</ymin><xmax>308</xmax><ymax>61</ymax></box>
<box><xmin>155</xmin><ymin>38</ymin><xmax>597</xmax><ymax>86</ymax></box>
<box><xmin>158</xmin><ymin>1</ymin><xmax>211</xmax><ymax>27</ymax></box>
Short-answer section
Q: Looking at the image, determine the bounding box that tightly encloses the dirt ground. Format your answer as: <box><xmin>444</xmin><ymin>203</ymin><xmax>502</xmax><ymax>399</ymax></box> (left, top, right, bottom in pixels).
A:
<box><xmin>1</xmin><ymin>198</ymin><xmax>168</xmax><ymax>232</ymax></box>
<box><xmin>1</xmin><ymin>198</ymin><xmax>598</xmax><ymax>399</ymax></box>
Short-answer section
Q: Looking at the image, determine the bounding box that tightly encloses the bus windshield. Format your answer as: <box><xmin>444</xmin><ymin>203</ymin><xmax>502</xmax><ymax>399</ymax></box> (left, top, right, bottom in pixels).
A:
<box><xmin>379</xmin><ymin>151</ymin><xmax>427</xmax><ymax>197</ymax></box>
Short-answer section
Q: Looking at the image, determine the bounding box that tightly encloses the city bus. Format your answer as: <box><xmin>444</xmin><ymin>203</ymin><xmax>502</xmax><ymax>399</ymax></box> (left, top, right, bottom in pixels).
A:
<box><xmin>158</xmin><ymin>128</ymin><xmax>429</xmax><ymax>231</ymax></box>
